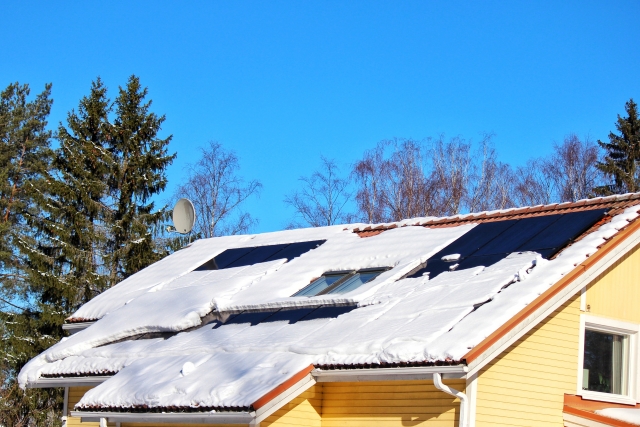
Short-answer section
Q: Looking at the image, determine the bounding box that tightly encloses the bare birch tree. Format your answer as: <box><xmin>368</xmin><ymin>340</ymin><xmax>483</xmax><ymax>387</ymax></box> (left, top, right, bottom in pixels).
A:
<box><xmin>174</xmin><ymin>141</ymin><xmax>262</xmax><ymax>238</ymax></box>
<box><xmin>285</xmin><ymin>156</ymin><xmax>353</xmax><ymax>228</ymax></box>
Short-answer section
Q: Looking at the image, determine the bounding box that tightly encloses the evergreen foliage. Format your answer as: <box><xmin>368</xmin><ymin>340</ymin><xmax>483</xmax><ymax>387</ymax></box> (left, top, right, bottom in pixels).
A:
<box><xmin>0</xmin><ymin>76</ymin><xmax>175</xmax><ymax>426</ymax></box>
<box><xmin>595</xmin><ymin>99</ymin><xmax>640</xmax><ymax>195</ymax></box>
<box><xmin>106</xmin><ymin>75</ymin><xmax>176</xmax><ymax>283</ymax></box>
<box><xmin>0</xmin><ymin>82</ymin><xmax>63</xmax><ymax>426</ymax></box>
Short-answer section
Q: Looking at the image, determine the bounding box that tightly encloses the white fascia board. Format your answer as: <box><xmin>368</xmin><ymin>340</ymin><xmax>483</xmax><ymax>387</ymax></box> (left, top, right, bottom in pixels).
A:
<box><xmin>254</xmin><ymin>373</ymin><xmax>316</xmax><ymax>423</ymax></box>
<box><xmin>62</xmin><ymin>322</ymin><xmax>95</xmax><ymax>334</ymax></box>
<box><xmin>312</xmin><ymin>365</ymin><xmax>468</xmax><ymax>382</ymax></box>
<box><xmin>27</xmin><ymin>376</ymin><xmax>111</xmax><ymax>388</ymax></box>
<box><xmin>70</xmin><ymin>411</ymin><xmax>255</xmax><ymax>424</ymax></box>
<box><xmin>467</xmin><ymin>226</ymin><xmax>640</xmax><ymax>377</ymax></box>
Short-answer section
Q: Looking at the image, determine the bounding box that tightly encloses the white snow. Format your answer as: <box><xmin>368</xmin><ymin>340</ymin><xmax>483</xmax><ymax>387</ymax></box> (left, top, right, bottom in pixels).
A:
<box><xmin>596</xmin><ymin>408</ymin><xmax>640</xmax><ymax>425</ymax></box>
<box><xmin>17</xmin><ymin>200</ymin><xmax>640</xmax><ymax>413</ymax></box>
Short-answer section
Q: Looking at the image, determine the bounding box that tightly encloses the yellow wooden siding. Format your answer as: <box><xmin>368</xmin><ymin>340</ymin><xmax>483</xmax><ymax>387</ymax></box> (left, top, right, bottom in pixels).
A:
<box><xmin>68</xmin><ymin>386</ymin><xmax>118</xmax><ymax>427</ymax></box>
<box><xmin>475</xmin><ymin>294</ymin><xmax>581</xmax><ymax>427</ymax></box>
<box><xmin>586</xmin><ymin>243</ymin><xmax>640</xmax><ymax>323</ymax></box>
<box><xmin>321</xmin><ymin>379</ymin><xmax>464</xmax><ymax>427</ymax></box>
<box><xmin>262</xmin><ymin>384</ymin><xmax>322</xmax><ymax>427</ymax></box>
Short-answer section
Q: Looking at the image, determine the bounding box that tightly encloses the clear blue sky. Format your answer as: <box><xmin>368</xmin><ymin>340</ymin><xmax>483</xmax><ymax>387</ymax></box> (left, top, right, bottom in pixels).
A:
<box><xmin>3</xmin><ymin>1</ymin><xmax>639</xmax><ymax>232</ymax></box>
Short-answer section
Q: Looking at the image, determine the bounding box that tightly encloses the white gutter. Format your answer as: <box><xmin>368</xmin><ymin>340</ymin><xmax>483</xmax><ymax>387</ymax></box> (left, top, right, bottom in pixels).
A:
<box><xmin>70</xmin><ymin>411</ymin><xmax>255</xmax><ymax>424</ymax></box>
<box><xmin>433</xmin><ymin>372</ymin><xmax>468</xmax><ymax>427</ymax></box>
<box><xmin>28</xmin><ymin>376</ymin><xmax>111</xmax><ymax>388</ymax></box>
<box><xmin>313</xmin><ymin>364</ymin><xmax>467</xmax><ymax>382</ymax></box>
<box><xmin>62</xmin><ymin>322</ymin><xmax>95</xmax><ymax>334</ymax></box>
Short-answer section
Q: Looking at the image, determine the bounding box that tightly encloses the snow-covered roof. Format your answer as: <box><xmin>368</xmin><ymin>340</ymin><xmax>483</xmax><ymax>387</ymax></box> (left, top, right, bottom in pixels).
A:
<box><xmin>19</xmin><ymin>193</ymin><xmax>640</xmax><ymax>414</ymax></box>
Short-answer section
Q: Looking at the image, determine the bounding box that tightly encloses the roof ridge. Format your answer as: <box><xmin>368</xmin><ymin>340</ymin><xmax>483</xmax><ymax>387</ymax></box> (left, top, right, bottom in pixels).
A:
<box><xmin>353</xmin><ymin>192</ymin><xmax>640</xmax><ymax>234</ymax></box>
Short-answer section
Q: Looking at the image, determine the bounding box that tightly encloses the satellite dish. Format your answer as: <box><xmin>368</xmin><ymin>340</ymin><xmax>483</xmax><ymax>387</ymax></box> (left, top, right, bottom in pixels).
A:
<box><xmin>172</xmin><ymin>198</ymin><xmax>196</xmax><ymax>234</ymax></box>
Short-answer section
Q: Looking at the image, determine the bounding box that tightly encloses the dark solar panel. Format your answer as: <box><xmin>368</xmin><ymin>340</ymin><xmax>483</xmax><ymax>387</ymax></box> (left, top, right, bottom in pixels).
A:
<box><xmin>264</xmin><ymin>240</ymin><xmax>326</xmax><ymax>262</ymax></box>
<box><xmin>407</xmin><ymin>259</ymin><xmax>452</xmax><ymax>279</ymax></box>
<box><xmin>298</xmin><ymin>305</ymin><xmax>356</xmax><ymax>321</ymax></box>
<box><xmin>261</xmin><ymin>307</ymin><xmax>317</xmax><ymax>324</ymax></box>
<box><xmin>473</xmin><ymin>214</ymin><xmax>562</xmax><ymax>256</ymax></box>
<box><xmin>431</xmin><ymin>220</ymin><xmax>519</xmax><ymax>260</ymax></box>
<box><xmin>224</xmin><ymin>243</ymin><xmax>290</xmax><ymax>268</ymax></box>
<box><xmin>195</xmin><ymin>247</ymin><xmax>254</xmax><ymax>270</ymax></box>
<box><xmin>517</xmin><ymin>209</ymin><xmax>607</xmax><ymax>254</ymax></box>
<box><xmin>457</xmin><ymin>254</ymin><xmax>506</xmax><ymax>270</ymax></box>
<box><xmin>196</xmin><ymin>240</ymin><xmax>326</xmax><ymax>271</ymax></box>
<box><xmin>225</xmin><ymin>310</ymin><xmax>278</xmax><ymax>326</ymax></box>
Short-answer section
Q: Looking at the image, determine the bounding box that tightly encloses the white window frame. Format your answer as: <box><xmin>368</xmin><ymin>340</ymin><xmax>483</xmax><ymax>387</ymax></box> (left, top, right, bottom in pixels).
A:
<box><xmin>577</xmin><ymin>314</ymin><xmax>639</xmax><ymax>405</ymax></box>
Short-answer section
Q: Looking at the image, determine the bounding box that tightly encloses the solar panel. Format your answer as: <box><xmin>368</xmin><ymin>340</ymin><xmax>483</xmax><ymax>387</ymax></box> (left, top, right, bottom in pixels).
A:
<box><xmin>264</xmin><ymin>240</ymin><xmax>326</xmax><ymax>262</ymax></box>
<box><xmin>457</xmin><ymin>254</ymin><xmax>506</xmax><ymax>270</ymax></box>
<box><xmin>195</xmin><ymin>247</ymin><xmax>254</xmax><ymax>270</ymax></box>
<box><xmin>224</xmin><ymin>243</ymin><xmax>290</xmax><ymax>268</ymax></box>
<box><xmin>261</xmin><ymin>307</ymin><xmax>317</xmax><ymax>324</ymax></box>
<box><xmin>298</xmin><ymin>305</ymin><xmax>356</xmax><ymax>321</ymax></box>
<box><xmin>195</xmin><ymin>240</ymin><xmax>326</xmax><ymax>271</ymax></box>
<box><xmin>518</xmin><ymin>209</ymin><xmax>607</xmax><ymax>253</ymax></box>
<box><xmin>431</xmin><ymin>220</ymin><xmax>519</xmax><ymax>260</ymax></box>
<box><xmin>225</xmin><ymin>310</ymin><xmax>278</xmax><ymax>326</ymax></box>
<box><xmin>473</xmin><ymin>214</ymin><xmax>562</xmax><ymax>257</ymax></box>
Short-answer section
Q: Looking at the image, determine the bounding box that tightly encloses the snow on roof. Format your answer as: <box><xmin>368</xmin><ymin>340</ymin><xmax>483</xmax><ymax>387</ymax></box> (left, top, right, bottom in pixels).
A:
<box><xmin>18</xmin><ymin>195</ymin><xmax>640</xmax><ymax>413</ymax></box>
<box><xmin>596</xmin><ymin>408</ymin><xmax>640</xmax><ymax>426</ymax></box>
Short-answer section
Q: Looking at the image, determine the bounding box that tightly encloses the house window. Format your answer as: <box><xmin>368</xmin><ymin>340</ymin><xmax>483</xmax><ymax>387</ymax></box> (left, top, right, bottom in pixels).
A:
<box><xmin>579</xmin><ymin>315</ymin><xmax>638</xmax><ymax>404</ymax></box>
<box><xmin>583</xmin><ymin>329</ymin><xmax>628</xmax><ymax>395</ymax></box>
<box><xmin>293</xmin><ymin>268</ymin><xmax>387</xmax><ymax>297</ymax></box>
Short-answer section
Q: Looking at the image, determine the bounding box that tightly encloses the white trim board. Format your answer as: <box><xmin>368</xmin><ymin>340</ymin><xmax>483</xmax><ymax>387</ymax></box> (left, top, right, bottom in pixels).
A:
<box><xmin>312</xmin><ymin>365</ymin><xmax>467</xmax><ymax>382</ymax></box>
<box><xmin>70</xmin><ymin>411</ymin><xmax>255</xmax><ymax>424</ymax></box>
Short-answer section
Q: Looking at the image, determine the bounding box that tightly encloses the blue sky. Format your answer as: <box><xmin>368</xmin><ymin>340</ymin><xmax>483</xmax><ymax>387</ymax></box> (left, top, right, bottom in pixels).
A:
<box><xmin>2</xmin><ymin>1</ymin><xmax>639</xmax><ymax>232</ymax></box>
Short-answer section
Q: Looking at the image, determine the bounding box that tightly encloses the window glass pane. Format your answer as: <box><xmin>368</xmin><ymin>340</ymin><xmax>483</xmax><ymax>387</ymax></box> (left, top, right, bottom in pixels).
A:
<box><xmin>583</xmin><ymin>329</ymin><xmax>626</xmax><ymax>395</ymax></box>
<box><xmin>293</xmin><ymin>274</ymin><xmax>346</xmax><ymax>297</ymax></box>
<box><xmin>328</xmin><ymin>270</ymin><xmax>383</xmax><ymax>295</ymax></box>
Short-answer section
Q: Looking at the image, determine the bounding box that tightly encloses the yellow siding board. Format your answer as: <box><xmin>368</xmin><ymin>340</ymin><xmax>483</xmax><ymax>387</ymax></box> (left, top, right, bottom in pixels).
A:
<box><xmin>475</xmin><ymin>295</ymin><xmax>581</xmax><ymax>427</ymax></box>
<box><xmin>319</xmin><ymin>380</ymin><xmax>461</xmax><ymax>427</ymax></box>
<box><xmin>586</xmin><ymin>243</ymin><xmax>640</xmax><ymax>323</ymax></box>
<box><xmin>262</xmin><ymin>384</ymin><xmax>322</xmax><ymax>427</ymax></box>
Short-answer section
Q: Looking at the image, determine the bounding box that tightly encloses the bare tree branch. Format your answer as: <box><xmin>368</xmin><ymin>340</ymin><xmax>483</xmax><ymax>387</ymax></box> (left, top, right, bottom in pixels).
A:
<box><xmin>173</xmin><ymin>141</ymin><xmax>262</xmax><ymax>238</ymax></box>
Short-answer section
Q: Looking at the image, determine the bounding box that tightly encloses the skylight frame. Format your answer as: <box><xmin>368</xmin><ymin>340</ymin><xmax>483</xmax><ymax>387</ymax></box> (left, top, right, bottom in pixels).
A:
<box><xmin>294</xmin><ymin>267</ymin><xmax>390</xmax><ymax>297</ymax></box>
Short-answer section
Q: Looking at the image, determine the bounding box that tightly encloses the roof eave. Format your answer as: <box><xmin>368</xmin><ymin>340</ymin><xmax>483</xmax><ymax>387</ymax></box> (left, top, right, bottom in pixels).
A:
<box><xmin>69</xmin><ymin>411</ymin><xmax>255</xmax><ymax>425</ymax></box>
<box><xmin>27</xmin><ymin>376</ymin><xmax>111</xmax><ymax>388</ymax></box>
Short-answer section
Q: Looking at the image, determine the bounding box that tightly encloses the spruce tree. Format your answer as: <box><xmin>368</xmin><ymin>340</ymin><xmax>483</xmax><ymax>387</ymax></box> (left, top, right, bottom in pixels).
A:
<box><xmin>0</xmin><ymin>83</ymin><xmax>63</xmax><ymax>426</ymax></box>
<box><xmin>595</xmin><ymin>99</ymin><xmax>640</xmax><ymax>195</ymax></box>
<box><xmin>107</xmin><ymin>75</ymin><xmax>176</xmax><ymax>284</ymax></box>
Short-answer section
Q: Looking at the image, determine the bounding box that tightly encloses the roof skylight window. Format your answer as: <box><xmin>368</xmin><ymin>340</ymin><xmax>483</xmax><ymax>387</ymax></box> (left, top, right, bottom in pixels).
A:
<box><xmin>293</xmin><ymin>268</ymin><xmax>388</xmax><ymax>297</ymax></box>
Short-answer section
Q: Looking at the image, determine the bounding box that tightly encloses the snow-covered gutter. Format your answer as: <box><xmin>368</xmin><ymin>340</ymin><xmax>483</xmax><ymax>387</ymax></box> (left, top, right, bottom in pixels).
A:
<box><xmin>27</xmin><ymin>376</ymin><xmax>111</xmax><ymax>388</ymax></box>
<box><xmin>62</xmin><ymin>321</ymin><xmax>95</xmax><ymax>334</ymax></box>
<box><xmin>69</xmin><ymin>411</ymin><xmax>255</xmax><ymax>425</ymax></box>
<box><xmin>312</xmin><ymin>364</ymin><xmax>468</xmax><ymax>382</ymax></box>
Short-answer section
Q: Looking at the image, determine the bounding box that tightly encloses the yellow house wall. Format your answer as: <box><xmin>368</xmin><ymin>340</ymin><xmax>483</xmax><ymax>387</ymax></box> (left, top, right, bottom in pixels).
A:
<box><xmin>475</xmin><ymin>294</ymin><xmax>581</xmax><ymax>427</ymax></box>
<box><xmin>321</xmin><ymin>379</ymin><xmax>464</xmax><ymax>427</ymax></box>
<box><xmin>586</xmin><ymin>243</ymin><xmax>640</xmax><ymax>323</ymax></box>
<box><xmin>262</xmin><ymin>384</ymin><xmax>322</xmax><ymax>427</ymax></box>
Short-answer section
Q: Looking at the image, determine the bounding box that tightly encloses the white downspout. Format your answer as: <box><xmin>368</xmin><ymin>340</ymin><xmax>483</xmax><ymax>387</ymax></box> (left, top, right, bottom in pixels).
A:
<box><xmin>433</xmin><ymin>372</ymin><xmax>468</xmax><ymax>427</ymax></box>
<box><xmin>100</xmin><ymin>417</ymin><xmax>107</xmax><ymax>427</ymax></box>
<box><xmin>62</xmin><ymin>386</ymin><xmax>69</xmax><ymax>426</ymax></box>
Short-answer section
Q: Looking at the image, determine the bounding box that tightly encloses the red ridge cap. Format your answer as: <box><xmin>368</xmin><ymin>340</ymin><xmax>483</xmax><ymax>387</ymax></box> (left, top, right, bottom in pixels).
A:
<box><xmin>251</xmin><ymin>364</ymin><xmax>315</xmax><ymax>410</ymax></box>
